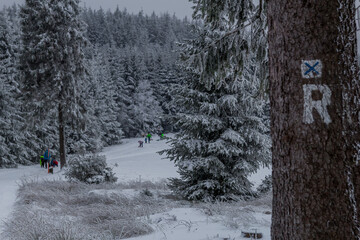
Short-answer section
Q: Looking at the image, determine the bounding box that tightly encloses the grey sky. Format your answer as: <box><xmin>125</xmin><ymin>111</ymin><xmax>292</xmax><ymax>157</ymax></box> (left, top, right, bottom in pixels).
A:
<box><xmin>2</xmin><ymin>0</ymin><xmax>193</xmax><ymax>19</ymax></box>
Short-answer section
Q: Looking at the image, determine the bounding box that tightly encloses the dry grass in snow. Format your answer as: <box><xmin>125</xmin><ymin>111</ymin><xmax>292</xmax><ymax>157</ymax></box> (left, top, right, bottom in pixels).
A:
<box><xmin>2</xmin><ymin>178</ymin><xmax>272</xmax><ymax>240</ymax></box>
<box><xmin>2</xmin><ymin>179</ymin><xmax>173</xmax><ymax>240</ymax></box>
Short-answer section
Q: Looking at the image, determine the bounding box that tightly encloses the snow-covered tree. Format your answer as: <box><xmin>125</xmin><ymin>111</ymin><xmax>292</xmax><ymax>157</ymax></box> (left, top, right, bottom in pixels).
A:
<box><xmin>117</xmin><ymin>48</ymin><xmax>163</xmax><ymax>137</ymax></box>
<box><xmin>0</xmin><ymin>8</ymin><xmax>37</xmax><ymax>167</ymax></box>
<box><xmin>66</xmin><ymin>46</ymin><xmax>104</xmax><ymax>154</ymax></box>
<box><xmin>91</xmin><ymin>46</ymin><xmax>123</xmax><ymax>146</ymax></box>
<box><xmin>0</xmin><ymin>10</ymin><xmax>17</xmax><ymax>167</ymax></box>
<box><xmin>163</xmin><ymin>1</ymin><xmax>270</xmax><ymax>201</ymax></box>
<box><xmin>106</xmin><ymin>47</ymin><xmax>133</xmax><ymax>137</ymax></box>
<box><xmin>20</xmin><ymin>0</ymin><xmax>87</xmax><ymax>168</ymax></box>
<box><xmin>147</xmin><ymin>48</ymin><xmax>182</xmax><ymax>132</ymax></box>
<box><xmin>132</xmin><ymin>79</ymin><xmax>163</xmax><ymax>134</ymax></box>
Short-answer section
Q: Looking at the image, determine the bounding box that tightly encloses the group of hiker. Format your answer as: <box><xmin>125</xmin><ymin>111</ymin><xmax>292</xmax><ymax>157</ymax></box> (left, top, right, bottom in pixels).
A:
<box><xmin>138</xmin><ymin>133</ymin><xmax>166</xmax><ymax>147</ymax></box>
<box><xmin>41</xmin><ymin>133</ymin><xmax>166</xmax><ymax>170</ymax></box>
<box><xmin>40</xmin><ymin>149</ymin><xmax>58</xmax><ymax>173</ymax></box>
<box><xmin>138</xmin><ymin>133</ymin><xmax>151</xmax><ymax>147</ymax></box>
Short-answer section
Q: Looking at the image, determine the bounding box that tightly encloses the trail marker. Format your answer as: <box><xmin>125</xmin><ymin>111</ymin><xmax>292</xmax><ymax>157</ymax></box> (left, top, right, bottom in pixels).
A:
<box><xmin>303</xmin><ymin>84</ymin><xmax>332</xmax><ymax>124</ymax></box>
<box><xmin>301</xmin><ymin>60</ymin><xmax>322</xmax><ymax>78</ymax></box>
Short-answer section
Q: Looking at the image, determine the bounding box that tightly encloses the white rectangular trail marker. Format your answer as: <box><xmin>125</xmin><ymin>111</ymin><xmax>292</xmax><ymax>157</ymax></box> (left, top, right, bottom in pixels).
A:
<box><xmin>303</xmin><ymin>84</ymin><xmax>332</xmax><ymax>125</ymax></box>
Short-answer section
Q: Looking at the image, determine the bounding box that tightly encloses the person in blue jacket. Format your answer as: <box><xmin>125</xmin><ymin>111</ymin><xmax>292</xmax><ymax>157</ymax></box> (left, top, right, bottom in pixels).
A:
<box><xmin>43</xmin><ymin>149</ymin><xmax>51</xmax><ymax>167</ymax></box>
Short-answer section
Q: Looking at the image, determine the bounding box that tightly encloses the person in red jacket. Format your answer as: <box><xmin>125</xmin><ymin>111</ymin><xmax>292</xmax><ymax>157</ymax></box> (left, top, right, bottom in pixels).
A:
<box><xmin>50</xmin><ymin>158</ymin><xmax>58</xmax><ymax>167</ymax></box>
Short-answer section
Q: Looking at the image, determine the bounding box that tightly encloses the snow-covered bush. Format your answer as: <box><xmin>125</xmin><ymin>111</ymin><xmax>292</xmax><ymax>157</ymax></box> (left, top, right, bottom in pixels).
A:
<box><xmin>65</xmin><ymin>154</ymin><xmax>117</xmax><ymax>184</ymax></box>
<box><xmin>256</xmin><ymin>175</ymin><xmax>272</xmax><ymax>195</ymax></box>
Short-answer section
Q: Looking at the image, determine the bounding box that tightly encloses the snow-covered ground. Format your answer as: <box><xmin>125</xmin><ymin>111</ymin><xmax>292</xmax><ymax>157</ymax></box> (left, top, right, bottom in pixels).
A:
<box><xmin>126</xmin><ymin>205</ymin><xmax>272</xmax><ymax>240</ymax></box>
<box><xmin>104</xmin><ymin>136</ymin><xmax>179</xmax><ymax>182</ymax></box>
<box><xmin>105</xmin><ymin>135</ymin><xmax>270</xmax><ymax>187</ymax></box>
<box><xmin>0</xmin><ymin>135</ymin><xmax>271</xmax><ymax>239</ymax></box>
<box><xmin>0</xmin><ymin>164</ymin><xmax>64</xmax><ymax>232</ymax></box>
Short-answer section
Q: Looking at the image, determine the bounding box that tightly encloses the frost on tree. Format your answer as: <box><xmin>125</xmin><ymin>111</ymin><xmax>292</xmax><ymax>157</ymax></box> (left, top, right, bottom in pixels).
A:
<box><xmin>0</xmin><ymin>11</ymin><xmax>16</xmax><ymax>167</ymax></box>
<box><xmin>0</xmin><ymin>9</ymin><xmax>33</xmax><ymax>167</ymax></box>
<box><xmin>20</xmin><ymin>0</ymin><xmax>87</xmax><ymax>168</ymax></box>
<box><xmin>163</xmin><ymin>0</ymin><xmax>270</xmax><ymax>201</ymax></box>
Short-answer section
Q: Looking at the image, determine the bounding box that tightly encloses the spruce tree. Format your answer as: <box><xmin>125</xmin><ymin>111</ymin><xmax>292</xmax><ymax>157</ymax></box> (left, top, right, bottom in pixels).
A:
<box><xmin>107</xmin><ymin>46</ymin><xmax>134</xmax><ymax>138</ymax></box>
<box><xmin>0</xmin><ymin>9</ymin><xmax>37</xmax><ymax>167</ymax></box>
<box><xmin>0</xmin><ymin>10</ymin><xmax>16</xmax><ymax>167</ymax></box>
<box><xmin>92</xmin><ymin>46</ymin><xmax>123</xmax><ymax>146</ymax></box>
<box><xmin>163</xmin><ymin>0</ymin><xmax>270</xmax><ymax>201</ymax></box>
<box><xmin>132</xmin><ymin>79</ymin><xmax>163</xmax><ymax>134</ymax></box>
<box><xmin>20</xmin><ymin>0</ymin><xmax>87</xmax><ymax>168</ymax></box>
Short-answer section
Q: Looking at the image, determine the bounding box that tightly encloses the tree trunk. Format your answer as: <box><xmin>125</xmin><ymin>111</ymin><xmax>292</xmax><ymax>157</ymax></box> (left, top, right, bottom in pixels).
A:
<box><xmin>58</xmin><ymin>103</ymin><xmax>66</xmax><ymax>169</ymax></box>
<box><xmin>268</xmin><ymin>0</ymin><xmax>360</xmax><ymax>239</ymax></box>
<box><xmin>338</xmin><ymin>0</ymin><xmax>360</xmax><ymax>230</ymax></box>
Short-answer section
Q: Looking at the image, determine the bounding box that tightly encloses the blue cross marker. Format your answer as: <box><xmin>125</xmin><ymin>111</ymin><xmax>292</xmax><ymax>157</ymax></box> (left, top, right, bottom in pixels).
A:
<box><xmin>304</xmin><ymin>62</ymin><xmax>319</xmax><ymax>76</ymax></box>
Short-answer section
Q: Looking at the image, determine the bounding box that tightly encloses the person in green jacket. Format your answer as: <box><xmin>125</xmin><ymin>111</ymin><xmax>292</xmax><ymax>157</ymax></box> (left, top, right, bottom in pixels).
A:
<box><xmin>40</xmin><ymin>155</ymin><xmax>44</xmax><ymax>168</ymax></box>
<box><xmin>147</xmin><ymin>133</ymin><xmax>152</xmax><ymax>143</ymax></box>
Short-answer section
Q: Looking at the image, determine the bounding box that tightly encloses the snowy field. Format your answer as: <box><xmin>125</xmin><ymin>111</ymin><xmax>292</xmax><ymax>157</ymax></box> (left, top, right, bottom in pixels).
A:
<box><xmin>0</xmin><ymin>135</ymin><xmax>271</xmax><ymax>240</ymax></box>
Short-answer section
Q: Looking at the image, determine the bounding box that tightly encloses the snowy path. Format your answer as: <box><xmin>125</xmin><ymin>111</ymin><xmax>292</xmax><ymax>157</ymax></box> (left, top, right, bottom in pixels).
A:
<box><xmin>104</xmin><ymin>136</ymin><xmax>179</xmax><ymax>182</ymax></box>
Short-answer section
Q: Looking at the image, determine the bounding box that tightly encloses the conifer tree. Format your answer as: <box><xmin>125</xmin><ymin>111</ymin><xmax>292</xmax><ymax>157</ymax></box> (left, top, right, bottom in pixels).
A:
<box><xmin>107</xmin><ymin>46</ymin><xmax>134</xmax><ymax>137</ymax></box>
<box><xmin>163</xmin><ymin>0</ymin><xmax>270</xmax><ymax>201</ymax></box>
<box><xmin>20</xmin><ymin>0</ymin><xmax>87</xmax><ymax>168</ymax></box>
<box><xmin>93</xmin><ymin>46</ymin><xmax>123</xmax><ymax>146</ymax></box>
<box><xmin>0</xmin><ymin>11</ymin><xmax>17</xmax><ymax>167</ymax></box>
<box><xmin>132</xmin><ymin>79</ymin><xmax>163</xmax><ymax>134</ymax></box>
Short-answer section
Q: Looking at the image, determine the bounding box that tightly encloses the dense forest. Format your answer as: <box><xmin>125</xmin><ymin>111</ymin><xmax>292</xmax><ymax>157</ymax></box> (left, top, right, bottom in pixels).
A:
<box><xmin>0</xmin><ymin>4</ymin><xmax>193</xmax><ymax>167</ymax></box>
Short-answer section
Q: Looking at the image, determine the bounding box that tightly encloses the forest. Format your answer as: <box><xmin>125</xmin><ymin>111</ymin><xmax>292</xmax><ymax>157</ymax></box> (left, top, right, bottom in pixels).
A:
<box><xmin>0</xmin><ymin>4</ymin><xmax>194</xmax><ymax>166</ymax></box>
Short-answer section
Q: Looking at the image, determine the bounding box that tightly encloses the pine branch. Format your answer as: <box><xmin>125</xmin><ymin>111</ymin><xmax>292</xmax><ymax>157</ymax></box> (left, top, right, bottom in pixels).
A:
<box><xmin>204</xmin><ymin>7</ymin><xmax>263</xmax><ymax>52</ymax></box>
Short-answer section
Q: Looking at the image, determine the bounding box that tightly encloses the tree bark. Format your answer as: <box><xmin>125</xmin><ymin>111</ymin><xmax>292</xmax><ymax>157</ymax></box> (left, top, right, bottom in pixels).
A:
<box><xmin>338</xmin><ymin>0</ymin><xmax>360</xmax><ymax>229</ymax></box>
<box><xmin>268</xmin><ymin>0</ymin><xmax>360</xmax><ymax>239</ymax></box>
<box><xmin>58</xmin><ymin>103</ymin><xmax>66</xmax><ymax>169</ymax></box>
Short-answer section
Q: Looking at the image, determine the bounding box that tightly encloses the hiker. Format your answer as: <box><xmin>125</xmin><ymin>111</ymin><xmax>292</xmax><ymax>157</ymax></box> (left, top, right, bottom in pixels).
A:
<box><xmin>144</xmin><ymin>137</ymin><xmax>147</xmax><ymax>143</ymax></box>
<box><xmin>50</xmin><ymin>157</ymin><xmax>58</xmax><ymax>167</ymax></box>
<box><xmin>147</xmin><ymin>133</ymin><xmax>152</xmax><ymax>143</ymax></box>
<box><xmin>43</xmin><ymin>149</ymin><xmax>51</xmax><ymax>168</ymax></box>
<box><xmin>47</xmin><ymin>157</ymin><xmax>58</xmax><ymax>174</ymax></box>
<box><xmin>40</xmin><ymin>155</ymin><xmax>45</xmax><ymax>168</ymax></box>
<box><xmin>138</xmin><ymin>140</ymin><xmax>144</xmax><ymax>147</ymax></box>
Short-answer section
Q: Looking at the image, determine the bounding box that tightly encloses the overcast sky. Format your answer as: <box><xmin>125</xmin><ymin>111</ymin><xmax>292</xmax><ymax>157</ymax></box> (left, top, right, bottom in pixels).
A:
<box><xmin>2</xmin><ymin>0</ymin><xmax>193</xmax><ymax>19</ymax></box>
